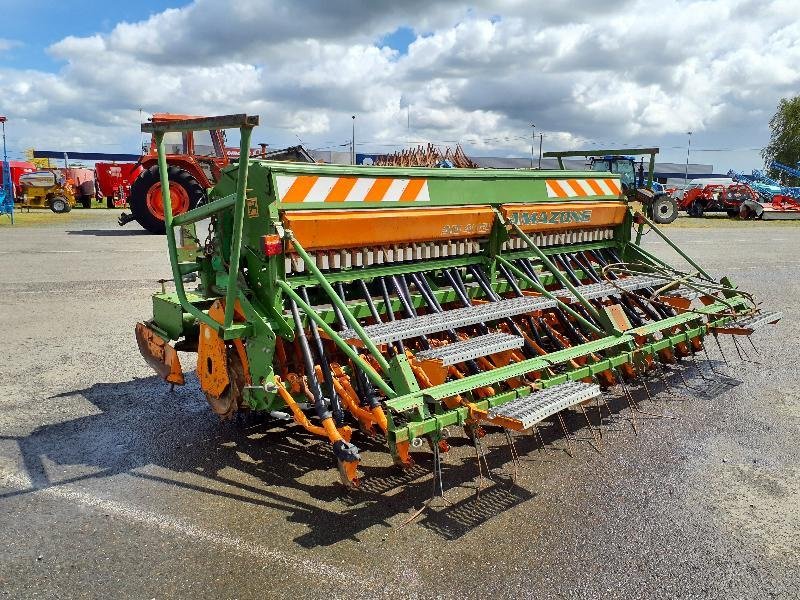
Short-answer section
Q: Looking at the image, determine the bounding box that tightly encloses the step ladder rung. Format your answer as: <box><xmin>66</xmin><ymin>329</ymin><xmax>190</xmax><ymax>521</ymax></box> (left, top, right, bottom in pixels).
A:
<box><xmin>487</xmin><ymin>380</ymin><xmax>602</xmax><ymax>430</ymax></box>
<box><xmin>723</xmin><ymin>310</ymin><xmax>782</xmax><ymax>332</ymax></box>
<box><xmin>557</xmin><ymin>275</ymin><xmax>664</xmax><ymax>302</ymax></box>
<box><xmin>414</xmin><ymin>333</ymin><xmax>524</xmax><ymax>365</ymax></box>
<box><xmin>339</xmin><ymin>295</ymin><xmax>557</xmax><ymax>344</ymax></box>
<box><xmin>338</xmin><ymin>275</ymin><xmax>664</xmax><ymax>345</ymax></box>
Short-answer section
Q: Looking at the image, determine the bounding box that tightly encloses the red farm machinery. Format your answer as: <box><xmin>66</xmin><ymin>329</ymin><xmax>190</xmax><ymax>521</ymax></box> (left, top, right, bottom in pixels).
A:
<box><xmin>96</xmin><ymin>162</ymin><xmax>144</xmax><ymax>208</ymax></box>
<box><xmin>678</xmin><ymin>182</ymin><xmax>758</xmax><ymax>217</ymax></box>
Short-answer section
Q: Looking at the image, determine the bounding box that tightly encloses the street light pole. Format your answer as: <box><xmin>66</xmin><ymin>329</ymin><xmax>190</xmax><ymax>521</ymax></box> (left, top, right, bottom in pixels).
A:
<box><xmin>530</xmin><ymin>123</ymin><xmax>536</xmax><ymax>169</ymax></box>
<box><xmin>684</xmin><ymin>131</ymin><xmax>692</xmax><ymax>185</ymax></box>
<box><xmin>351</xmin><ymin>115</ymin><xmax>356</xmax><ymax>165</ymax></box>
<box><xmin>538</xmin><ymin>133</ymin><xmax>543</xmax><ymax>169</ymax></box>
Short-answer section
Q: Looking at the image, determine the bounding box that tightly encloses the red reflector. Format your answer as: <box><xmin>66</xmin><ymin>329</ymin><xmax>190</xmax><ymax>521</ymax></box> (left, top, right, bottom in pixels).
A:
<box><xmin>262</xmin><ymin>234</ymin><xmax>282</xmax><ymax>256</ymax></box>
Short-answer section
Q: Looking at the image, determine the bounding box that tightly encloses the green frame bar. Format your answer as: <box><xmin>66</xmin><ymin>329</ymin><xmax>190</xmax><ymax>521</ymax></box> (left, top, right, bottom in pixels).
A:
<box><xmin>147</xmin><ymin>115</ymin><xmax>258</xmax><ymax>336</ymax></box>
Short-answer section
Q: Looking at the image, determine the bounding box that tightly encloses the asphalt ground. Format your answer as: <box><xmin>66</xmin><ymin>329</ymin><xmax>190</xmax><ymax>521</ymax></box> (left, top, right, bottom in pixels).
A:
<box><xmin>1</xmin><ymin>210</ymin><xmax>798</xmax><ymax>599</ymax></box>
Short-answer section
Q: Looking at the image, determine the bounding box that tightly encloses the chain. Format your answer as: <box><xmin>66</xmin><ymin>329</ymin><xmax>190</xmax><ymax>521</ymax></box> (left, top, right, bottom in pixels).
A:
<box><xmin>204</xmin><ymin>214</ymin><xmax>217</xmax><ymax>256</ymax></box>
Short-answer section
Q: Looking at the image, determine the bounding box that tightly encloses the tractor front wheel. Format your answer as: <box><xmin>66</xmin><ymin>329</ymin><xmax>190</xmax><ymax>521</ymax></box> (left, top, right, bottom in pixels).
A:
<box><xmin>651</xmin><ymin>195</ymin><xmax>678</xmax><ymax>224</ymax></box>
<box><xmin>128</xmin><ymin>165</ymin><xmax>206</xmax><ymax>234</ymax></box>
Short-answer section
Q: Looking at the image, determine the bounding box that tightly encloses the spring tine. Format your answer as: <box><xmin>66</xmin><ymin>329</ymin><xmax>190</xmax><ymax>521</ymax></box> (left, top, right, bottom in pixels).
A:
<box><xmin>731</xmin><ymin>335</ymin><xmax>746</xmax><ymax>362</ymax></box>
<box><xmin>505</xmin><ymin>429</ymin><xmax>521</xmax><ymax>469</ymax></box>
<box><xmin>556</xmin><ymin>413</ymin><xmax>573</xmax><ymax>457</ymax></box>
<box><xmin>653</xmin><ymin>357</ymin><xmax>681</xmax><ymax>401</ymax></box>
<box><xmin>616</xmin><ymin>373</ymin><xmax>640</xmax><ymax>434</ymax></box>
<box><xmin>748</xmin><ymin>335</ymin><xmax>759</xmax><ymax>354</ymax></box>
<box><xmin>688</xmin><ymin>348</ymin><xmax>712</xmax><ymax>381</ymax></box>
<box><xmin>702</xmin><ymin>343</ymin><xmax>727</xmax><ymax>377</ymax></box>
<box><xmin>713</xmin><ymin>333</ymin><xmax>730</xmax><ymax>366</ymax></box>
<box><xmin>433</xmin><ymin>439</ymin><xmax>445</xmax><ymax>498</ymax></box>
<box><xmin>579</xmin><ymin>405</ymin><xmax>603</xmax><ymax>453</ymax></box>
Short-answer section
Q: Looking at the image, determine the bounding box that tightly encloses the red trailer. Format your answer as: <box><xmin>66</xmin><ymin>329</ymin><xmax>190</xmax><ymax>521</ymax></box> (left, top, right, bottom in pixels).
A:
<box><xmin>95</xmin><ymin>162</ymin><xmax>144</xmax><ymax>208</ymax></box>
<box><xmin>0</xmin><ymin>160</ymin><xmax>36</xmax><ymax>200</ymax></box>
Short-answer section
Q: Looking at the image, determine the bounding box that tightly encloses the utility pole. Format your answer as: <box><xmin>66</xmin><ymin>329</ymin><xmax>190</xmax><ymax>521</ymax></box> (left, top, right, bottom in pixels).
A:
<box><xmin>538</xmin><ymin>133</ymin><xmax>543</xmax><ymax>169</ymax></box>
<box><xmin>684</xmin><ymin>131</ymin><xmax>692</xmax><ymax>185</ymax></box>
<box><xmin>351</xmin><ymin>115</ymin><xmax>356</xmax><ymax>165</ymax></box>
<box><xmin>530</xmin><ymin>123</ymin><xmax>536</xmax><ymax>169</ymax></box>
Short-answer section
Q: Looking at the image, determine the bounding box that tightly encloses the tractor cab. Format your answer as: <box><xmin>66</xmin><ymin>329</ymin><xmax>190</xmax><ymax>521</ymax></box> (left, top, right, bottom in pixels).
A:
<box><xmin>589</xmin><ymin>155</ymin><xmax>637</xmax><ymax>191</ymax></box>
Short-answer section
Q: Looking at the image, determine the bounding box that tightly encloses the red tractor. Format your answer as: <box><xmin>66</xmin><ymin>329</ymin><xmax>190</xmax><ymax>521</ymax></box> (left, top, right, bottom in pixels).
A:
<box><xmin>119</xmin><ymin>113</ymin><xmax>232</xmax><ymax>234</ymax></box>
<box><xmin>678</xmin><ymin>182</ymin><xmax>755</xmax><ymax>217</ymax></box>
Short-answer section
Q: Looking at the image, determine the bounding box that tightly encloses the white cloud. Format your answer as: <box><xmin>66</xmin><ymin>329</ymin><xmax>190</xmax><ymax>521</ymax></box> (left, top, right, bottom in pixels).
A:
<box><xmin>0</xmin><ymin>0</ymin><xmax>798</xmax><ymax>170</ymax></box>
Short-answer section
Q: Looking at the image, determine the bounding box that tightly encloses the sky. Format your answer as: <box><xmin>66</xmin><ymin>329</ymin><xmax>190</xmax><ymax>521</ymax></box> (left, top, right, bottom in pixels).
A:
<box><xmin>1</xmin><ymin>0</ymin><xmax>798</xmax><ymax>171</ymax></box>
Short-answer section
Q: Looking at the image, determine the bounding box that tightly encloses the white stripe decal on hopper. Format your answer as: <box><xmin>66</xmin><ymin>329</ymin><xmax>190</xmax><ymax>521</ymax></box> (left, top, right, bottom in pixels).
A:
<box><xmin>577</xmin><ymin>180</ymin><xmax>596</xmax><ymax>195</ymax></box>
<box><xmin>348</xmin><ymin>177</ymin><xmax>376</xmax><ymax>202</ymax></box>
<box><xmin>276</xmin><ymin>175</ymin><xmax>295</xmax><ymax>200</ymax></box>
<box><xmin>306</xmin><ymin>177</ymin><xmax>338</xmax><ymax>202</ymax></box>
<box><xmin>596</xmin><ymin>179</ymin><xmax>613</xmax><ymax>195</ymax></box>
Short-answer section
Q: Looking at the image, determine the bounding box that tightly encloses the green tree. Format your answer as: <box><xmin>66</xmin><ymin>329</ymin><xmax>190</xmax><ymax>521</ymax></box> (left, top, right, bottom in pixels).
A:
<box><xmin>762</xmin><ymin>96</ymin><xmax>800</xmax><ymax>185</ymax></box>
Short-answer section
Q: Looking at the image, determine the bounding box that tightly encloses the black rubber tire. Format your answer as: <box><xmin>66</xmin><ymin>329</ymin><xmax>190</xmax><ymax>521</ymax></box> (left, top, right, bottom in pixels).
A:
<box><xmin>726</xmin><ymin>209</ymin><xmax>738</xmax><ymax>217</ymax></box>
<box><xmin>80</xmin><ymin>196</ymin><xmax>92</xmax><ymax>209</ymax></box>
<box><xmin>106</xmin><ymin>196</ymin><xmax>115</xmax><ymax>209</ymax></box>
<box><xmin>651</xmin><ymin>195</ymin><xmax>678</xmax><ymax>224</ymax></box>
<box><xmin>128</xmin><ymin>165</ymin><xmax>206</xmax><ymax>234</ymax></box>
<box><xmin>689</xmin><ymin>200</ymin><xmax>704</xmax><ymax>218</ymax></box>
<box><xmin>49</xmin><ymin>196</ymin><xmax>70</xmax><ymax>214</ymax></box>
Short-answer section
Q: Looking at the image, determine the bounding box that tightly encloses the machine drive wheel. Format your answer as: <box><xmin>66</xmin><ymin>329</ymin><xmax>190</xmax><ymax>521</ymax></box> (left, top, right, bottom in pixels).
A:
<box><xmin>106</xmin><ymin>196</ymin><xmax>115</xmax><ymax>209</ymax></box>
<box><xmin>128</xmin><ymin>165</ymin><xmax>206</xmax><ymax>234</ymax></box>
<box><xmin>688</xmin><ymin>200</ymin><xmax>704</xmax><ymax>218</ymax></box>
<box><xmin>651</xmin><ymin>196</ymin><xmax>678</xmax><ymax>224</ymax></box>
<box><xmin>204</xmin><ymin>347</ymin><xmax>247</xmax><ymax>420</ymax></box>
<box><xmin>49</xmin><ymin>196</ymin><xmax>70</xmax><ymax>214</ymax></box>
<box><xmin>80</xmin><ymin>196</ymin><xmax>92</xmax><ymax>209</ymax></box>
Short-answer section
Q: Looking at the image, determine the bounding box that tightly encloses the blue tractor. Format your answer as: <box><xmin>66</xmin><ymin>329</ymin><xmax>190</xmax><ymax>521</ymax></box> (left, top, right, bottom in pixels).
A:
<box><xmin>545</xmin><ymin>147</ymin><xmax>678</xmax><ymax>224</ymax></box>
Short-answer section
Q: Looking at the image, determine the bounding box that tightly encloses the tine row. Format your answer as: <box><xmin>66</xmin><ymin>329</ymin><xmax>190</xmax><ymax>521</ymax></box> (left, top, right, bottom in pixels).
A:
<box><xmin>502</xmin><ymin>227</ymin><xmax>614</xmax><ymax>251</ymax></box>
<box><xmin>285</xmin><ymin>239</ymin><xmax>485</xmax><ymax>274</ymax></box>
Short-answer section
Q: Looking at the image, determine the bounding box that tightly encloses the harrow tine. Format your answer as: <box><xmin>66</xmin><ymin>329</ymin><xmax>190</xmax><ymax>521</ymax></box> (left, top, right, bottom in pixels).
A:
<box><xmin>556</xmin><ymin>413</ymin><xmax>574</xmax><ymax>457</ymax></box>
<box><xmin>731</xmin><ymin>334</ymin><xmax>746</xmax><ymax>362</ymax></box>
<box><xmin>713</xmin><ymin>333</ymin><xmax>730</xmax><ymax>366</ymax></box>
<box><xmin>395</xmin><ymin>436</ymin><xmax>450</xmax><ymax>530</ymax></box>
<box><xmin>578</xmin><ymin>405</ymin><xmax>603</xmax><ymax>453</ymax></box>
<box><xmin>687</xmin><ymin>348</ymin><xmax>712</xmax><ymax>381</ymax></box>
<box><xmin>702</xmin><ymin>343</ymin><xmax>729</xmax><ymax>377</ymax></box>
<box><xmin>504</xmin><ymin>429</ymin><xmax>521</xmax><ymax>482</ymax></box>
<box><xmin>532</xmin><ymin>424</ymin><xmax>550</xmax><ymax>454</ymax></box>
<box><xmin>653</xmin><ymin>357</ymin><xmax>689</xmax><ymax>402</ymax></box>
<box><xmin>616</xmin><ymin>374</ymin><xmax>640</xmax><ymax>434</ymax></box>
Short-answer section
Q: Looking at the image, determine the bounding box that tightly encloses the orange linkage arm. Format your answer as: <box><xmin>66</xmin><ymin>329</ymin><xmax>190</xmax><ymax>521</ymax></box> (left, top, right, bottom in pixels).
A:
<box><xmin>274</xmin><ymin>377</ymin><xmax>352</xmax><ymax>444</ymax></box>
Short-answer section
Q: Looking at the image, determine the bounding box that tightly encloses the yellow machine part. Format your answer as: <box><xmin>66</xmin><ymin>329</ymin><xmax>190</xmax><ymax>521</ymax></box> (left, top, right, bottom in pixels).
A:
<box><xmin>20</xmin><ymin>183</ymin><xmax>77</xmax><ymax>209</ymax></box>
